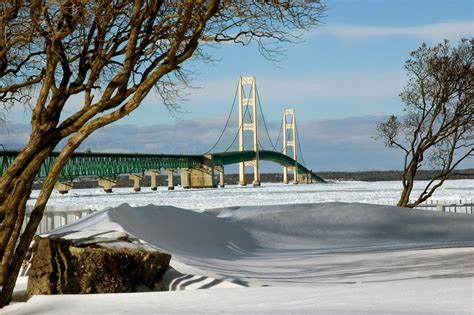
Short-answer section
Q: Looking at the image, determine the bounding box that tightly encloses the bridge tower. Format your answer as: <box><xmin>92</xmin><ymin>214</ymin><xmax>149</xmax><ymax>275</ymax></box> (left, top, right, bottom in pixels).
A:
<box><xmin>238</xmin><ymin>76</ymin><xmax>260</xmax><ymax>186</ymax></box>
<box><xmin>283</xmin><ymin>108</ymin><xmax>298</xmax><ymax>184</ymax></box>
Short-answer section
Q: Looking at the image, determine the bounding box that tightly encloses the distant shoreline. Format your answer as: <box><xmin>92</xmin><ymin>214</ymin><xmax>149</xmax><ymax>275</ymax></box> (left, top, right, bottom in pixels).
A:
<box><xmin>223</xmin><ymin>169</ymin><xmax>474</xmax><ymax>183</ymax></box>
<box><xmin>316</xmin><ymin>169</ymin><xmax>474</xmax><ymax>182</ymax></box>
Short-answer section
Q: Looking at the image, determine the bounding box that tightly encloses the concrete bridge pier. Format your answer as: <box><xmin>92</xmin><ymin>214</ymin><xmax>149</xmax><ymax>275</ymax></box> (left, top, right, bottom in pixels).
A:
<box><xmin>181</xmin><ymin>169</ymin><xmax>191</xmax><ymax>189</ymax></box>
<box><xmin>180</xmin><ymin>155</ymin><xmax>217</xmax><ymax>189</ymax></box>
<box><xmin>239</xmin><ymin>170</ymin><xmax>246</xmax><ymax>186</ymax></box>
<box><xmin>283</xmin><ymin>168</ymin><xmax>300</xmax><ymax>184</ymax></box>
<box><xmin>128</xmin><ymin>174</ymin><xmax>143</xmax><ymax>192</ymax></box>
<box><xmin>54</xmin><ymin>181</ymin><xmax>73</xmax><ymax>194</ymax></box>
<box><xmin>239</xmin><ymin>160</ymin><xmax>247</xmax><ymax>186</ymax></box>
<box><xmin>220</xmin><ymin>172</ymin><xmax>225</xmax><ymax>188</ymax></box>
<box><xmin>283</xmin><ymin>166</ymin><xmax>289</xmax><ymax>184</ymax></box>
<box><xmin>216</xmin><ymin>166</ymin><xmax>225</xmax><ymax>188</ymax></box>
<box><xmin>167</xmin><ymin>169</ymin><xmax>175</xmax><ymax>190</ymax></box>
<box><xmin>252</xmin><ymin>161</ymin><xmax>261</xmax><ymax>187</ymax></box>
<box><xmin>146</xmin><ymin>170</ymin><xmax>160</xmax><ymax>191</ymax></box>
<box><xmin>181</xmin><ymin>167</ymin><xmax>216</xmax><ymax>189</ymax></box>
<box><xmin>298</xmin><ymin>172</ymin><xmax>312</xmax><ymax>184</ymax></box>
<box><xmin>98</xmin><ymin>178</ymin><xmax>117</xmax><ymax>193</ymax></box>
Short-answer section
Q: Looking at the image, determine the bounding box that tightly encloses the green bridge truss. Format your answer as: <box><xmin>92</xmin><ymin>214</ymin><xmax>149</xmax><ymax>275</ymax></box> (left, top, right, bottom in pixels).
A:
<box><xmin>0</xmin><ymin>150</ymin><xmax>325</xmax><ymax>183</ymax></box>
<box><xmin>211</xmin><ymin>151</ymin><xmax>326</xmax><ymax>182</ymax></box>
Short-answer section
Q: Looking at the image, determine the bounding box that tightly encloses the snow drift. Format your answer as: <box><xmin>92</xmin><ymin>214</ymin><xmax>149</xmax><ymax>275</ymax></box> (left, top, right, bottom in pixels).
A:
<box><xmin>53</xmin><ymin>202</ymin><xmax>474</xmax><ymax>252</ymax></box>
<box><xmin>6</xmin><ymin>202</ymin><xmax>474</xmax><ymax>314</ymax></box>
<box><xmin>47</xmin><ymin>202</ymin><xmax>473</xmax><ymax>287</ymax></box>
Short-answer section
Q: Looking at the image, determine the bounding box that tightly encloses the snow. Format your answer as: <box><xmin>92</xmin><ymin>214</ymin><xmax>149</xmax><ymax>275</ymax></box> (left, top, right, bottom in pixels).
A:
<box><xmin>5</xmin><ymin>278</ymin><xmax>473</xmax><ymax>314</ymax></box>
<box><xmin>4</xmin><ymin>197</ymin><xmax>474</xmax><ymax>314</ymax></box>
<box><xmin>28</xmin><ymin>179</ymin><xmax>474</xmax><ymax>210</ymax></box>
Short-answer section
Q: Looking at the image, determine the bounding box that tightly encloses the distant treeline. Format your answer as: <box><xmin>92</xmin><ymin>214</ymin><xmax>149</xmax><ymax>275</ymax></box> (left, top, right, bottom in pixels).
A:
<box><xmin>224</xmin><ymin>169</ymin><xmax>474</xmax><ymax>183</ymax></box>
<box><xmin>317</xmin><ymin>169</ymin><xmax>474</xmax><ymax>182</ymax></box>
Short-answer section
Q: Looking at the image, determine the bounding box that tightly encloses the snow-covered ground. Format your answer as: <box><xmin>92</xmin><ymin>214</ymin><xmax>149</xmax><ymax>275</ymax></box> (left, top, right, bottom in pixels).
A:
<box><xmin>4</xmin><ymin>180</ymin><xmax>473</xmax><ymax>314</ymax></box>
<box><xmin>29</xmin><ymin>179</ymin><xmax>474</xmax><ymax>210</ymax></box>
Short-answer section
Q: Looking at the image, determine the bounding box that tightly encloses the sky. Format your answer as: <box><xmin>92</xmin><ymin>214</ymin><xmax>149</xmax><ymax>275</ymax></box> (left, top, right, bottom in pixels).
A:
<box><xmin>3</xmin><ymin>0</ymin><xmax>473</xmax><ymax>171</ymax></box>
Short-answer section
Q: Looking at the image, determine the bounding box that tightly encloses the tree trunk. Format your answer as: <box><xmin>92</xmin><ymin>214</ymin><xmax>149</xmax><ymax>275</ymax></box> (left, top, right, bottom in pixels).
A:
<box><xmin>397</xmin><ymin>160</ymin><xmax>418</xmax><ymax>207</ymax></box>
<box><xmin>0</xmin><ymin>121</ymin><xmax>108</xmax><ymax>307</ymax></box>
<box><xmin>0</xmin><ymin>136</ymin><xmax>58</xmax><ymax>307</ymax></box>
<box><xmin>398</xmin><ymin>185</ymin><xmax>412</xmax><ymax>207</ymax></box>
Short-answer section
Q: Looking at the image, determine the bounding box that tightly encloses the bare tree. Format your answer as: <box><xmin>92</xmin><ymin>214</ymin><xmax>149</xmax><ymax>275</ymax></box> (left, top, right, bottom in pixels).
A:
<box><xmin>0</xmin><ymin>0</ymin><xmax>326</xmax><ymax>307</ymax></box>
<box><xmin>377</xmin><ymin>39</ymin><xmax>473</xmax><ymax>208</ymax></box>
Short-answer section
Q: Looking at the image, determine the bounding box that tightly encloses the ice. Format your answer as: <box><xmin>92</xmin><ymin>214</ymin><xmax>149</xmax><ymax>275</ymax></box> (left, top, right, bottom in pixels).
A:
<box><xmin>27</xmin><ymin>179</ymin><xmax>474</xmax><ymax>210</ymax></box>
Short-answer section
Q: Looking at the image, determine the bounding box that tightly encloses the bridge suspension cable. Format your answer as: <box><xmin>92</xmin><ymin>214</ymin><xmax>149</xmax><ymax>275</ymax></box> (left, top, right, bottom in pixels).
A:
<box><xmin>273</xmin><ymin>121</ymin><xmax>283</xmax><ymax>153</ymax></box>
<box><xmin>205</xmin><ymin>82</ymin><xmax>239</xmax><ymax>154</ymax></box>
<box><xmin>295</xmin><ymin>117</ymin><xmax>308</xmax><ymax>168</ymax></box>
<box><xmin>256</xmin><ymin>88</ymin><xmax>278</xmax><ymax>152</ymax></box>
<box><xmin>206</xmin><ymin>81</ymin><xmax>260</xmax><ymax>154</ymax></box>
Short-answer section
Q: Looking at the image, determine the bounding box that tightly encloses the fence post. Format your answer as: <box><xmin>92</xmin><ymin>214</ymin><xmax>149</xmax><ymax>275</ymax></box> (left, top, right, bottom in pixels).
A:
<box><xmin>48</xmin><ymin>212</ymin><xmax>54</xmax><ymax>231</ymax></box>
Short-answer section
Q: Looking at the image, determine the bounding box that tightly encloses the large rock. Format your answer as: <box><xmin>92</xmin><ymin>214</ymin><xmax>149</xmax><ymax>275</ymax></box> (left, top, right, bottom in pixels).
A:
<box><xmin>27</xmin><ymin>235</ymin><xmax>171</xmax><ymax>297</ymax></box>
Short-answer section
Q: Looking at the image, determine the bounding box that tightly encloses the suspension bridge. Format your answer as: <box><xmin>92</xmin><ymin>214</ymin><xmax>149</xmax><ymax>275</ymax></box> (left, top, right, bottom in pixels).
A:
<box><xmin>0</xmin><ymin>76</ymin><xmax>325</xmax><ymax>193</ymax></box>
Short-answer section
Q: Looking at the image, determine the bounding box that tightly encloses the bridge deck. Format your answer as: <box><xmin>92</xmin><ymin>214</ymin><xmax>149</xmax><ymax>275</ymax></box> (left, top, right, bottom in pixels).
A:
<box><xmin>1</xmin><ymin>150</ymin><xmax>325</xmax><ymax>183</ymax></box>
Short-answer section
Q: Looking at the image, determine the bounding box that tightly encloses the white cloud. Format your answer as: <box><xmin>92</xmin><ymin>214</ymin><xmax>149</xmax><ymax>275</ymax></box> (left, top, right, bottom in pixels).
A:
<box><xmin>318</xmin><ymin>21</ymin><xmax>473</xmax><ymax>41</ymax></box>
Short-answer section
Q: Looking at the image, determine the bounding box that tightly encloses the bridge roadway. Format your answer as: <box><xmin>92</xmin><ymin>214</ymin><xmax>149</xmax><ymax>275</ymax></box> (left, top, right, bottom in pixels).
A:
<box><xmin>0</xmin><ymin>150</ymin><xmax>326</xmax><ymax>183</ymax></box>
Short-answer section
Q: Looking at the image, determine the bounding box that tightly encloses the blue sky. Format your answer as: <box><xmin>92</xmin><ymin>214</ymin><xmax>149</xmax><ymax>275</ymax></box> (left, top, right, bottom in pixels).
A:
<box><xmin>121</xmin><ymin>0</ymin><xmax>473</xmax><ymax>124</ymax></box>
<box><xmin>5</xmin><ymin>0</ymin><xmax>473</xmax><ymax>171</ymax></box>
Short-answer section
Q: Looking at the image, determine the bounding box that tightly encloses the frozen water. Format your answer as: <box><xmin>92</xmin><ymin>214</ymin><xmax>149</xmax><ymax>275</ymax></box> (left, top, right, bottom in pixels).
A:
<box><xmin>28</xmin><ymin>179</ymin><xmax>474</xmax><ymax>210</ymax></box>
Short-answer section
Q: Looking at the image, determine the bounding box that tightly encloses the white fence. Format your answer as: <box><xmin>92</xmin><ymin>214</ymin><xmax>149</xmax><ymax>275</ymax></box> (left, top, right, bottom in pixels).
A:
<box><xmin>22</xmin><ymin>205</ymin><xmax>97</xmax><ymax>235</ymax></box>
<box><xmin>412</xmin><ymin>199</ymin><xmax>473</xmax><ymax>214</ymax></box>
<box><xmin>373</xmin><ymin>198</ymin><xmax>473</xmax><ymax>214</ymax></box>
